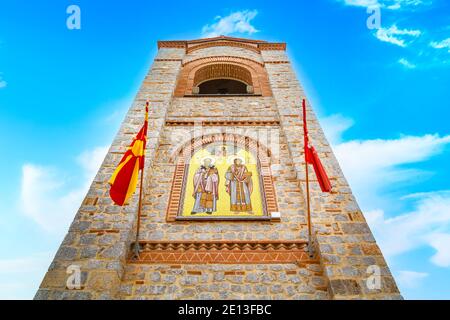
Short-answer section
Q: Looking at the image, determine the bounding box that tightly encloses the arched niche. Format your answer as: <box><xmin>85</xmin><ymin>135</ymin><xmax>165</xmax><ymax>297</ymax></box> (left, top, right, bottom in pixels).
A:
<box><xmin>166</xmin><ymin>134</ymin><xmax>278</xmax><ymax>222</ymax></box>
<box><xmin>198</xmin><ymin>79</ymin><xmax>250</xmax><ymax>95</ymax></box>
<box><xmin>174</xmin><ymin>57</ymin><xmax>272</xmax><ymax>97</ymax></box>
<box><xmin>192</xmin><ymin>63</ymin><xmax>253</xmax><ymax>95</ymax></box>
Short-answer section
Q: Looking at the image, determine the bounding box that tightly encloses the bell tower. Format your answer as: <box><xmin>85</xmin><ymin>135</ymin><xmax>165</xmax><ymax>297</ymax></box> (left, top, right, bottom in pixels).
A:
<box><xmin>35</xmin><ymin>36</ymin><xmax>402</xmax><ymax>300</ymax></box>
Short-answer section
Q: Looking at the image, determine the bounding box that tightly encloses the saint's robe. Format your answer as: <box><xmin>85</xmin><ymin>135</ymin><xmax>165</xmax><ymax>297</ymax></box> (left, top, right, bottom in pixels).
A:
<box><xmin>225</xmin><ymin>164</ymin><xmax>253</xmax><ymax>212</ymax></box>
<box><xmin>191</xmin><ymin>165</ymin><xmax>219</xmax><ymax>214</ymax></box>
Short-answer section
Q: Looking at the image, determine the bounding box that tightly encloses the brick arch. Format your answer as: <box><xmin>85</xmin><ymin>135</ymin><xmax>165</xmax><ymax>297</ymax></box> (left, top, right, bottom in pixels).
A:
<box><xmin>175</xmin><ymin>133</ymin><xmax>272</xmax><ymax>164</ymax></box>
<box><xmin>166</xmin><ymin>133</ymin><xmax>278</xmax><ymax>222</ymax></box>
<box><xmin>183</xmin><ymin>56</ymin><xmax>265</xmax><ymax>68</ymax></box>
<box><xmin>193</xmin><ymin>63</ymin><xmax>253</xmax><ymax>87</ymax></box>
<box><xmin>174</xmin><ymin>56</ymin><xmax>272</xmax><ymax>97</ymax></box>
<box><xmin>187</xmin><ymin>40</ymin><xmax>260</xmax><ymax>54</ymax></box>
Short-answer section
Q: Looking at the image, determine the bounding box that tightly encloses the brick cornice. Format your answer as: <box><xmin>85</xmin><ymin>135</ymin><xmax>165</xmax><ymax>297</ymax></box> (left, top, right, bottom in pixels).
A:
<box><xmin>187</xmin><ymin>36</ymin><xmax>268</xmax><ymax>45</ymax></box>
<box><xmin>154</xmin><ymin>58</ymin><xmax>183</xmax><ymax>62</ymax></box>
<box><xmin>265</xmin><ymin>60</ymin><xmax>290</xmax><ymax>64</ymax></box>
<box><xmin>259</xmin><ymin>43</ymin><xmax>287</xmax><ymax>51</ymax></box>
<box><xmin>165</xmin><ymin>120</ymin><xmax>280</xmax><ymax>127</ymax></box>
<box><xmin>157</xmin><ymin>37</ymin><xmax>286</xmax><ymax>52</ymax></box>
<box><xmin>157</xmin><ymin>41</ymin><xmax>186</xmax><ymax>49</ymax></box>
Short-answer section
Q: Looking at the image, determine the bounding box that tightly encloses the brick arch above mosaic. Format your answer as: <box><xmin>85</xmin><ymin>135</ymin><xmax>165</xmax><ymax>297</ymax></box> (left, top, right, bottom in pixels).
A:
<box><xmin>174</xmin><ymin>56</ymin><xmax>273</xmax><ymax>97</ymax></box>
<box><xmin>166</xmin><ymin>134</ymin><xmax>278</xmax><ymax>222</ymax></box>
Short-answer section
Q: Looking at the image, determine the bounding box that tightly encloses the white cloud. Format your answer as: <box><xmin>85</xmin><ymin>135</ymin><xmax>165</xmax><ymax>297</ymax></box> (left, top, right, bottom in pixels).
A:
<box><xmin>100</xmin><ymin>96</ymin><xmax>134</xmax><ymax>125</ymax></box>
<box><xmin>320</xmin><ymin>114</ymin><xmax>355</xmax><ymax>145</ymax></box>
<box><xmin>334</xmin><ymin>133</ymin><xmax>450</xmax><ymax>209</ymax></box>
<box><xmin>0</xmin><ymin>283</ymin><xmax>31</xmax><ymax>300</ymax></box>
<box><xmin>396</xmin><ymin>270</ymin><xmax>429</xmax><ymax>288</ymax></box>
<box><xmin>365</xmin><ymin>192</ymin><xmax>450</xmax><ymax>260</ymax></box>
<box><xmin>20</xmin><ymin>146</ymin><xmax>108</xmax><ymax>233</ymax></box>
<box><xmin>322</xmin><ymin>116</ymin><xmax>450</xmax><ymax>269</ymax></box>
<box><xmin>386</xmin><ymin>0</ymin><xmax>431</xmax><ymax>10</ymax></box>
<box><xmin>430</xmin><ymin>38</ymin><xmax>450</xmax><ymax>53</ymax></box>
<box><xmin>202</xmin><ymin>10</ymin><xmax>259</xmax><ymax>38</ymax></box>
<box><xmin>77</xmin><ymin>146</ymin><xmax>109</xmax><ymax>179</ymax></box>
<box><xmin>398</xmin><ymin>58</ymin><xmax>417</xmax><ymax>69</ymax></box>
<box><xmin>103</xmin><ymin>109</ymin><xmax>123</xmax><ymax>124</ymax></box>
<box><xmin>427</xmin><ymin>233</ymin><xmax>450</xmax><ymax>267</ymax></box>
<box><xmin>375</xmin><ymin>25</ymin><xmax>421</xmax><ymax>47</ymax></box>
<box><xmin>0</xmin><ymin>252</ymin><xmax>53</xmax><ymax>300</ymax></box>
<box><xmin>341</xmin><ymin>0</ymin><xmax>379</xmax><ymax>7</ymax></box>
<box><xmin>0</xmin><ymin>77</ymin><xmax>6</xmax><ymax>89</ymax></box>
<box><xmin>0</xmin><ymin>253</ymin><xmax>52</xmax><ymax>274</ymax></box>
<box><xmin>340</xmin><ymin>0</ymin><xmax>431</xmax><ymax>10</ymax></box>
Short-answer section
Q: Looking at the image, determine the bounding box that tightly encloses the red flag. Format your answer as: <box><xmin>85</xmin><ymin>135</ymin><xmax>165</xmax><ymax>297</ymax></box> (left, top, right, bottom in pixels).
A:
<box><xmin>303</xmin><ymin>99</ymin><xmax>332</xmax><ymax>193</ymax></box>
<box><xmin>108</xmin><ymin>103</ymin><xmax>149</xmax><ymax>206</ymax></box>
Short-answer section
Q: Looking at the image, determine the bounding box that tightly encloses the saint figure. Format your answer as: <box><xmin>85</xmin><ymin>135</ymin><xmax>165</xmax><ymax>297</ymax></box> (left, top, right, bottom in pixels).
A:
<box><xmin>191</xmin><ymin>158</ymin><xmax>219</xmax><ymax>214</ymax></box>
<box><xmin>225</xmin><ymin>158</ymin><xmax>253</xmax><ymax>212</ymax></box>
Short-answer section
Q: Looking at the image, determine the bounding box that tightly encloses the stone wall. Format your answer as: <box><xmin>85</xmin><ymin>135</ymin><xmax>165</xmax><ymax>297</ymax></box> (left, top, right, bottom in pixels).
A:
<box><xmin>168</xmin><ymin>97</ymin><xmax>278</xmax><ymax>121</ymax></box>
<box><xmin>119</xmin><ymin>263</ymin><xmax>329</xmax><ymax>300</ymax></box>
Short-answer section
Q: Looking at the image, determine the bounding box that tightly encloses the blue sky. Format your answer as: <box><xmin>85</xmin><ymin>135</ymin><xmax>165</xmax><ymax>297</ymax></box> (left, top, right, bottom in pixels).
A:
<box><xmin>0</xmin><ymin>0</ymin><xmax>449</xmax><ymax>299</ymax></box>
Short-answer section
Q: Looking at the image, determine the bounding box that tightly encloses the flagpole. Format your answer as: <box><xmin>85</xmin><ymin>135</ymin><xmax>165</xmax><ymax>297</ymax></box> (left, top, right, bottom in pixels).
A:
<box><xmin>133</xmin><ymin>162</ymin><xmax>145</xmax><ymax>259</ymax></box>
<box><xmin>303</xmin><ymin>99</ymin><xmax>314</xmax><ymax>258</ymax></box>
<box><xmin>133</xmin><ymin>102</ymin><xmax>149</xmax><ymax>260</ymax></box>
<box><xmin>305</xmin><ymin>154</ymin><xmax>314</xmax><ymax>258</ymax></box>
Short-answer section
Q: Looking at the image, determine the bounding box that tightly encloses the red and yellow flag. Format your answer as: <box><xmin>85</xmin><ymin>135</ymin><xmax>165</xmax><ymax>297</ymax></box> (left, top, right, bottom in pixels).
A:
<box><xmin>303</xmin><ymin>99</ymin><xmax>332</xmax><ymax>193</ymax></box>
<box><xmin>109</xmin><ymin>103</ymin><xmax>149</xmax><ymax>206</ymax></box>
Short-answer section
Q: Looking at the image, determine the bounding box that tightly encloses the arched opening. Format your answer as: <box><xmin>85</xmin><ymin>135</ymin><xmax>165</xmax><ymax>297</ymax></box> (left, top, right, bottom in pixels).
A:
<box><xmin>198</xmin><ymin>79</ymin><xmax>248</xmax><ymax>95</ymax></box>
<box><xmin>174</xmin><ymin>57</ymin><xmax>273</xmax><ymax>97</ymax></box>
<box><xmin>191</xmin><ymin>63</ymin><xmax>254</xmax><ymax>95</ymax></box>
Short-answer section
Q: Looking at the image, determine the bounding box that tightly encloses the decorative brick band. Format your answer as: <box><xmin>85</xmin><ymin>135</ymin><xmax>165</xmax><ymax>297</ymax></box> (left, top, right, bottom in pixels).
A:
<box><xmin>157</xmin><ymin>38</ymin><xmax>286</xmax><ymax>52</ymax></box>
<box><xmin>187</xmin><ymin>41</ymin><xmax>261</xmax><ymax>54</ymax></box>
<box><xmin>165</xmin><ymin>120</ymin><xmax>280</xmax><ymax>127</ymax></box>
<box><xmin>129</xmin><ymin>241</ymin><xmax>312</xmax><ymax>264</ymax></box>
<box><xmin>154</xmin><ymin>58</ymin><xmax>183</xmax><ymax>62</ymax></box>
<box><xmin>183</xmin><ymin>56</ymin><xmax>265</xmax><ymax>68</ymax></box>
<box><xmin>259</xmin><ymin>43</ymin><xmax>287</xmax><ymax>51</ymax></box>
<box><xmin>157</xmin><ymin>41</ymin><xmax>186</xmax><ymax>49</ymax></box>
<box><xmin>187</xmin><ymin>36</ymin><xmax>266</xmax><ymax>45</ymax></box>
<box><xmin>265</xmin><ymin>61</ymin><xmax>290</xmax><ymax>64</ymax></box>
<box><xmin>166</xmin><ymin>133</ymin><xmax>279</xmax><ymax>222</ymax></box>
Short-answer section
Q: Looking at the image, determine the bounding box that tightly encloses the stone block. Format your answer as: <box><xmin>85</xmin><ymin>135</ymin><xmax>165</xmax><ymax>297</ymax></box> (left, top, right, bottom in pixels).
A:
<box><xmin>86</xmin><ymin>271</ymin><xmax>120</xmax><ymax>293</ymax></box>
<box><xmin>329</xmin><ymin>279</ymin><xmax>362</xmax><ymax>296</ymax></box>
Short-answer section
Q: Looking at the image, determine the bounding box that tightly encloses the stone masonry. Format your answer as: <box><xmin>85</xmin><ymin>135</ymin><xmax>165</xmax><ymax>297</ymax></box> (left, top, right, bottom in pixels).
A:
<box><xmin>35</xmin><ymin>36</ymin><xmax>402</xmax><ymax>300</ymax></box>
